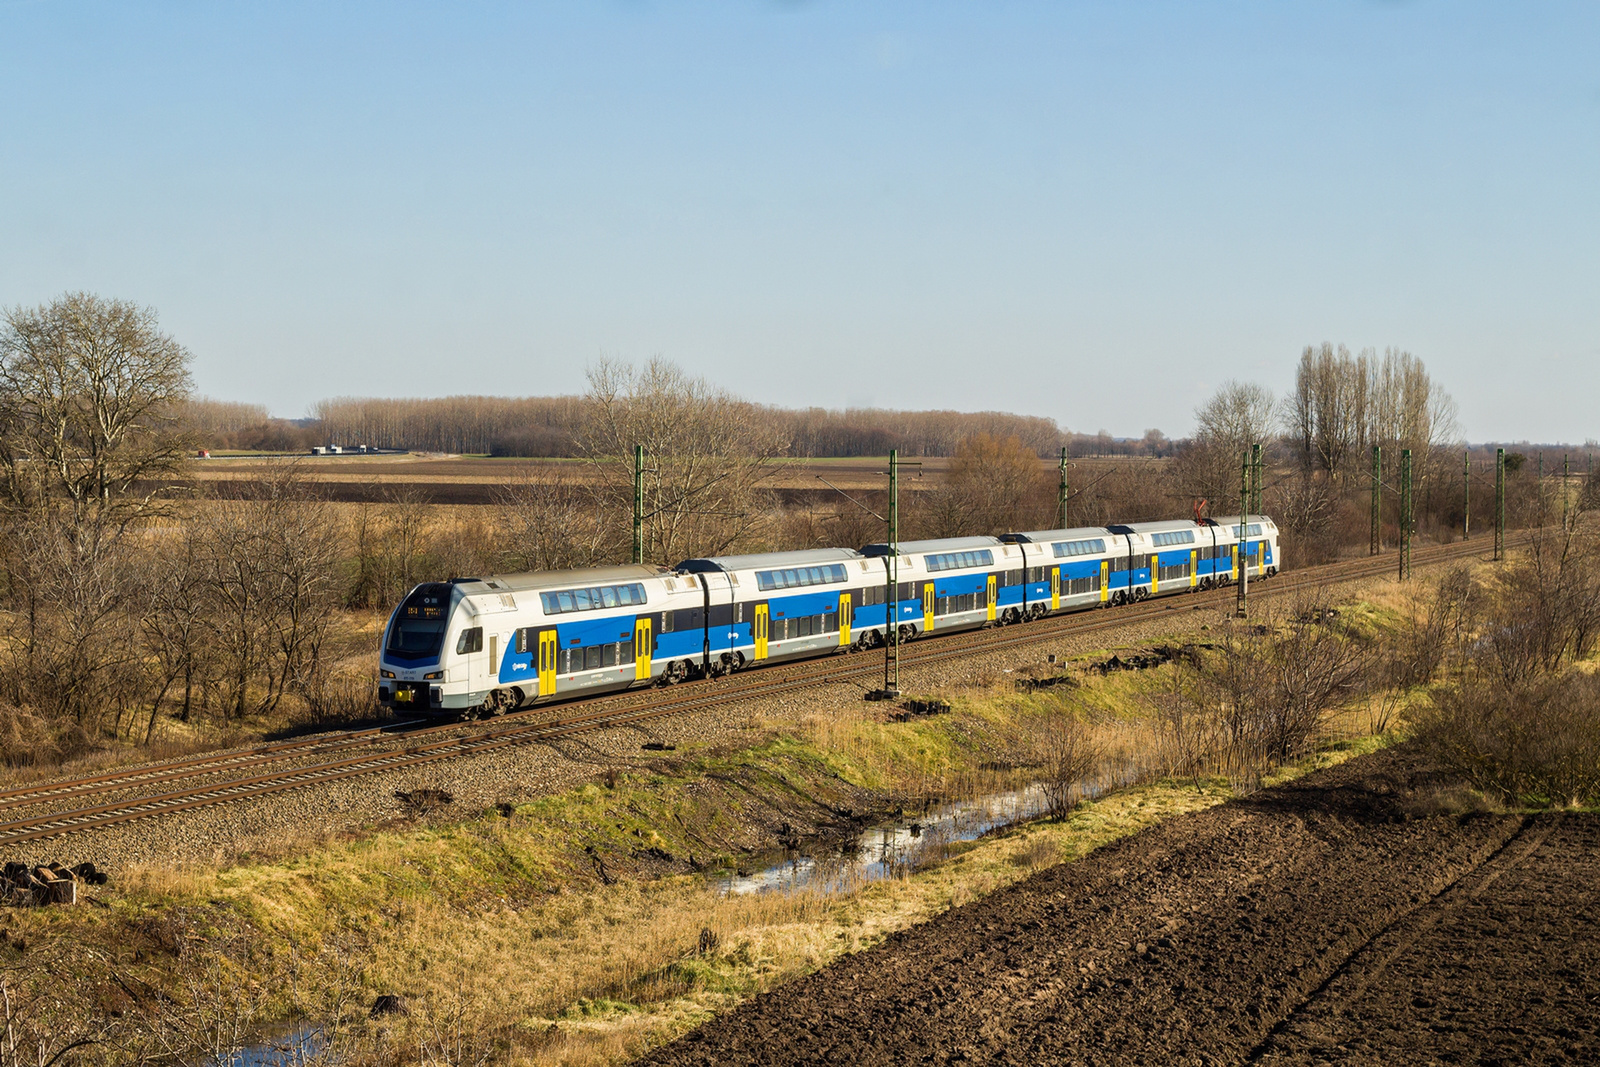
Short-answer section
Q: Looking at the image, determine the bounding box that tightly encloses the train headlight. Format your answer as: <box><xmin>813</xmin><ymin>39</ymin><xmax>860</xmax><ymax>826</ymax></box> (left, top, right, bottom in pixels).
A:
<box><xmin>380</xmin><ymin>669</ymin><xmax>395</xmax><ymax>679</ymax></box>
<box><xmin>424</xmin><ymin>671</ymin><xmax>443</xmax><ymax>680</ymax></box>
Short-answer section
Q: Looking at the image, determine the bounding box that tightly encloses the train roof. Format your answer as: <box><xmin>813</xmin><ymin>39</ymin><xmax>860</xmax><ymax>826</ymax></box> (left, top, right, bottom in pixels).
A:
<box><xmin>859</xmin><ymin>535</ymin><xmax>1005</xmax><ymax>557</ymax></box>
<box><xmin>451</xmin><ymin>564</ymin><xmax>667</xmax><ymax>595</ymax></box>
<box><xmin>1208</xmin><ymin>515</ymin><xmax>1277</xmax><ymax>529</ymax></box>
<box><xmin>1000</xmin><ymin>527</ymin><xmax>1112</xmax><ymax>544</ymax></box>
<box><xmin>1105</xmin><ymin>519</ymin><xmax>1203</xmax><ymax>535</ymax></box>
<box><xmin>675</xmin><ymin>547</ymin><xmax>862</xmax><ymax>574</ymax></box>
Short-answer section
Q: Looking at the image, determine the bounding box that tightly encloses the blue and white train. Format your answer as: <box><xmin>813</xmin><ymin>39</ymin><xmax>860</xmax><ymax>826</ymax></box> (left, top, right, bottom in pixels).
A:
<box><xmin>377</xmin><ymin>514</ymin><xmax>1279</xmax><ymax>716</ymax></box>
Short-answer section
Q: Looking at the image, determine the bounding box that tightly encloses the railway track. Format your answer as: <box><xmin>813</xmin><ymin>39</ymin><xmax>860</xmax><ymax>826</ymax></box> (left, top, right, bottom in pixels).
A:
<box><xmin>0</xmin><ymin>535</ymin><xmax>1514</xmax><ymax>846</ymax></box>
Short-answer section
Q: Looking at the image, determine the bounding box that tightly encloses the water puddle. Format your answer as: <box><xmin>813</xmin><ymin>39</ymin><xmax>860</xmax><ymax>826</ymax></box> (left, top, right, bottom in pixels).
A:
<box><xmin>213</xmin><ymin>1024</ymin><xmax>324</xmax><ymax>1067</ymax></box>
<box><xmin>717</xmin><ymin>776</ymin><xmax>1110</xmax><ymax>896</ymax></box>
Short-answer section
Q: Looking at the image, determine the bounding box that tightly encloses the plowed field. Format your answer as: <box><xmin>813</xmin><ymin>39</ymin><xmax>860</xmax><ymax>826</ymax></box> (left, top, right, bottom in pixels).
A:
<box><xmin>642</xmin><ymin>748</ymin><xmax>1600</xmax><ymax>1066</ymax></box>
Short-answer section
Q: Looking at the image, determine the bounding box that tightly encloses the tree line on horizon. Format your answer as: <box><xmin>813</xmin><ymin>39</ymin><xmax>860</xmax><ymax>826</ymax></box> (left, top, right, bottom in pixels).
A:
<box><xmin>188</xmin><ymin>393</ymin><xmax>1174</xmax><ymax>460</ymax></box>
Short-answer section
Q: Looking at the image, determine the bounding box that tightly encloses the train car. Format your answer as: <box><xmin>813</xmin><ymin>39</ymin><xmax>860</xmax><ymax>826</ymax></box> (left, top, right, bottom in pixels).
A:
<box><xmin>998</xmin><ymin>527</ymin><xmax>1119</xmax><ymax>615</ymax></box>
<box><xmin>1207</xmin><ymin>514</ymin><xmax>1280</xmax><ymax>582</ymax></box>
<box><xmin>674</xmin><ymin>548</ymin><xmax>871</xmax><ymax>667</ymax></box>
<box><xmin>377</xmin><ymin>564</ymin><xmax>703</xmax><ymax>717</ymax></box>
<box><xmin>859</xmin><ymin>536</ymin><xmax>1014</xmax><ymax>637</ymax></box>
<box><xmin>1102</xmin><ymin>520</ymin><xmax>1203</xmax><ymax>600</ymax></box>
<box><xmin>379</xmin><ymin>513</ymin><xmax>1283</xmax><ymax>718</ymax></box>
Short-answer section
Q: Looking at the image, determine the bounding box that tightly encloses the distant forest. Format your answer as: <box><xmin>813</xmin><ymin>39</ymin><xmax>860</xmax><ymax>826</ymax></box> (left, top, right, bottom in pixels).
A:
<box><xmin>184</xmin><ymin>394</ymin><xmax>1177</xmax><ymax>459</ymax></box>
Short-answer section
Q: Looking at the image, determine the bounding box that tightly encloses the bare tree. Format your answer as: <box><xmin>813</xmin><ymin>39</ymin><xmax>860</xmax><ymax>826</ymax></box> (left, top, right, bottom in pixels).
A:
<box><xmin>1033</xmin><ymin>709</ymin><xmax>1103</xmax><ymax>818</ymax></box>
<box><xmin>139</xmin><ymin>526</ymin><xmax>212</xmax><ymax>735</ymax></box>
<box><xmin>916</xmin><ymin>433</ymin><xmax>1052</xmax><ymax>537</ymax></box>
<box><xmin>0</xmin><ymin>293</ymin><xmax>193</xmax><ymax>550</ymax></box>
<box><xmin>1175</xmin><ymin>380</ymin><xmax>1276</xmax><ymax>505</ymax></box>
<box><xmin>1286</xmin><ymin>343</ymin><xmax>1366</xmax><ymax>480</ymax></box>
<box><xmin>581</xmin><ymin>358</ymin><xmax>784</xmax><ymax>564</ymax></box>
<box><xmin>497</xmin><ymin>467</ymin><xmax>615</xmax><ymax>572</ymax></box>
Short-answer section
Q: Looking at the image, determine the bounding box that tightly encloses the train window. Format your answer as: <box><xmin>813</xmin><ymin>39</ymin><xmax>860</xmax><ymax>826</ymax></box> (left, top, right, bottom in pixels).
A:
<box><xmin>455</xmin><ymin>627</ymin><xmax>483</xmax><ymax>655</ymax></box>
<box><xmin>924</xmin><ymin>550</ymin><xmax>996</xmax><ymax>573</ymax></box>
<box><xmin>755</xmin><ymin>563</ymin><xmax>848</xmax><ymax>592</ymax></box>
<box><xmin>1051</xmin><ymin>538</ymin><xmax>1107</xmax><ymax>558</ymax></box>
<box><xmin>1149</xmin><ymin>531</ymin><xmax>1197</xmax><ymax>548</ymax></box>
<box><xmin>1230</xmin><ymin>524</ymin><xmax>1263</xmax><ymax>537</ymax></box>
<box><xmin>540</xmin><ymin>583</ymin><xmax>649</xmax><ymax>616</ymax></box>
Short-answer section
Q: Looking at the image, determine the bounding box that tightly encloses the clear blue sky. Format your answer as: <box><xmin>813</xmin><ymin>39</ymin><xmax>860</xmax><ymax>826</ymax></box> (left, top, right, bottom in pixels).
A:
<box><xmin>2</xmin><ymin>2</ymin><xmax>1596</xmax><ymax>441</ymax></box>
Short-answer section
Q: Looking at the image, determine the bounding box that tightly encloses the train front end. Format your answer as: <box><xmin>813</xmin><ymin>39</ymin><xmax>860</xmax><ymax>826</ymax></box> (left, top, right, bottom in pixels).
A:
<box><xmin>378</xmin><ymin>581</ymin><xmax>467</xmax><ymax>715</ymax></box>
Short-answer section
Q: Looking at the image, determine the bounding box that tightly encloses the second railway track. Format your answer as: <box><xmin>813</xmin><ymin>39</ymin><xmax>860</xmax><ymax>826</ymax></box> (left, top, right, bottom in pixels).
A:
<box><xmin>0</xmin><ymin>536</ymin><xmax>1512</xmax><ymax>846</ymax></box>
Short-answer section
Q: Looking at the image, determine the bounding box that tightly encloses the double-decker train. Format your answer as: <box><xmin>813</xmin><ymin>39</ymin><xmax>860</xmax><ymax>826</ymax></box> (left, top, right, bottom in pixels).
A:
<box><xmin>378</xmin><ymin>514</ymin><xmax>1279</xmax><ymax>717</ymax></box>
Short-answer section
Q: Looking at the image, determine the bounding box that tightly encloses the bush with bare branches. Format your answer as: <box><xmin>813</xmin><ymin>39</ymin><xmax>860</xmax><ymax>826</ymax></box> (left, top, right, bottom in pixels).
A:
<box><xmin>1032</xmin><ymin>710</ymin><xmax>1103</xmax><ymax>819</ymax></box>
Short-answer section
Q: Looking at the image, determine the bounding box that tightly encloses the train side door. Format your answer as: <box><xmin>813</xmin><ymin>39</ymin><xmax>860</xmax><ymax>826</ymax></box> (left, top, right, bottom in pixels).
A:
<box><xmin>922</xmin><ymin>583</ymin><xmax>935</xmax><ymax>632</ymax></box>
<box><xmin>754</xmin><ymin>603</ymin><xmax>769</xmax><ymax>661</ymax></box>
<box><xmin>634</xmin><ymin>616</ymin><xmax>652</xmax><ymax>682</ymax></box>
<box><xmin>838</xmin><ymin>594</ymin><xmax>852</xmax><ymax>647</ymax></box>
<box><xmin>1050</xmin><ymin>567</ymin><xmax>1061</xmax><ymax>611</ymax></box>
<box><xmin>1151</xmin><ymin>553</ymin><xmax>1160</xmax><ymax>595</ymax></box>
<box><xmin>1100</xmin><ymin>560</ymin><xmax>1110</xmax><ymax>604</ymax></box>
<box><xmin>537</xmin><ymin>629</ymin><xmax>558</xmax><ymax>697</ymax></box>
<box><xmin>1232</xmin><ymin>543</ymin><xmax>1240</xmax><ymax>581</ymax></box>
<box><xmin>1190</xmin><ymin>549</ymin><xmax>1199</xmax><ymax>588</ymax></box>
<box><xmin>986</xmin><ymin>575</ymin><xmax>997</xmax><ymax>622</ymax></box>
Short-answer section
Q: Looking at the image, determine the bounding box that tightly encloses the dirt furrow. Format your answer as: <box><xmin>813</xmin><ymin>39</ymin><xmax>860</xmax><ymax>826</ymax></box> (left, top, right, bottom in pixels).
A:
<box><xmin>641</xmin><ymin>748</ymin><xmax>1533</xmax><ymax>1066</ymax></box>
<box><xmin>1253</xmin><ymin>814</ymin><xmax>1600</xmax><ymax>1065</ymax></box>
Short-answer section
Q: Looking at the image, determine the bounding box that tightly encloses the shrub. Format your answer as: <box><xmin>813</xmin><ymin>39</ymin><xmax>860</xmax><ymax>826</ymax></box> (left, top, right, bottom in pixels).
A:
<box><xmin>1411</xmin><ymin>671</ymin><xmax>1600</xmax><ymax>806</ymax></box>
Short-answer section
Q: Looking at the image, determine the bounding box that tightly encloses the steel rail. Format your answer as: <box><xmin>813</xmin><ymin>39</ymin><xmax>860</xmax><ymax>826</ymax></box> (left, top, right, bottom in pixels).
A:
<box><xmin>0</xmin><ymin>535</ymin><xmax>1514</xmax><ymax>845</ymax></box>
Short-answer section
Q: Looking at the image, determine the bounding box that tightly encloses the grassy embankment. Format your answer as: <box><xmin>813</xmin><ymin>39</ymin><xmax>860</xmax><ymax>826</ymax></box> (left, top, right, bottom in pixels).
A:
<box><xmin>6</xmin><ymin>590</ymin><xmax>1427</xmax><ymax>1066</ymax></box>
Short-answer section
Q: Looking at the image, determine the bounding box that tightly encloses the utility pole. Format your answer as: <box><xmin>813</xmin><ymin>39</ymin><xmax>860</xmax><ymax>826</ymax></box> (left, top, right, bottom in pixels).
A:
<box><xmin>632</xmin><ymin>444</ymin><xmax>645</xmax><ymax>565</ymax></box>
<box><xmin>1463</xmin><ymin>449</ymin><xmax>1470</xmax><ymax>541</ymax></box>
<box><xmin>1370</xmin><ymin>445</ymin><xmax>1382</xmax><ymax>555</ymax></box>
<box><xmin>1058</xmin><ymin>447</ymin><xmax>1070</xmax><ymax>529</ymax></box>
<box><xmin>885</xmin><ymin>449</ymin><xmax>901</xmax><ymax>698</ymax></box>
<box><xmin>1564</xmin><ymin>453</ymin><xmax>1571</xmax><ymax>527</ymax></box>
<box><xmin>1400</xmin><ymin>449</ymin><xmax>1413</xmax><ymax>581</ymax></box>
<box><xmin>1236</xmin><ymin>450</ymin><xmax>1249</xmax><ymax>619</ymax></box>
<box><xmin>814</xmin><ymin>453</ymin><xmax>915</xmax><ymax>701</ymax></box>
<box><xmin>1538</xmin><ymin>451</ymin><xmax>1545</xmax><ymax>521</ymax></box>
<box><xmin>1250</xmin><ymin>442</ymin><xmax>1262</xmax><ymax>516</ymax></box>
<box><xmin>1495</xmin><ymin>447</ymin><xmax>1506</xmax><ymax>561</ymax></box>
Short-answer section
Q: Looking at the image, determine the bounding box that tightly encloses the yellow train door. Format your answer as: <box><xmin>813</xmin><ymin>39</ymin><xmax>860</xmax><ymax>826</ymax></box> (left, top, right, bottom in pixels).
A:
<box><xmin>986</xmin><ymin>575</ymin><xmax>997</xmax><ymax>622</ymax></box>
<box><xmin>634</xmin><ymin>617</ymin><xmax>652</xmax><ymax>681</ymax></box>
<box><xmin>754</xmin><ymin>604</ymin><xmax>769</xmax><ymax>661</ymax></box>
<box><xmin>537</xmin><ymin>629</ymin><xmax>558</xmax><ymax>697</ymax></box>
<box><xmin>1232</xmin><ymin>544</ymin><xmax>1240</xmax><ymax>580</ymax></box>
<box><xmin>1050</xmin><ymin>567</ymin><xmax>1060</xmax><ymax>610</ymax></box>
<box><xmin>1190</xmin><ymin>549</ymin><xmax>1199</xmax><ymax>588</ymax></box>
<box><xmin>922</xmin><ymin>583</ymin><xmax>934</xmax><ymax>632</ymax></box>
<box><xmin>1151</xmin><ymin>554</ymin><xmax>1160</xmax><ymax>595</ymax></box>
<box><xmin>1100</xmin><ymin>560</ymin><xmax>1110</xmax><ymax>603</ymax></box>
<box><xmin>838</xmin><ymin>594</ymin><xmax>852</xmax><ymax>647</ymax></box>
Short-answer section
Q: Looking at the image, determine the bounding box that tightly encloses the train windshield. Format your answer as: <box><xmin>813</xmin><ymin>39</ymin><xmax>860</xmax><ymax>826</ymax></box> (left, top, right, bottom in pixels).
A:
<box><xmin>386</xmin><ymin>583</ymin><xmax>454</xmax><ymax>659</ymax></box>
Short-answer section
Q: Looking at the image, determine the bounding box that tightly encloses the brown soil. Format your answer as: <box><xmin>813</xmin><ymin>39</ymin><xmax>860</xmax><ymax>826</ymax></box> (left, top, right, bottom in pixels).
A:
<box><xmin>641</xmin><ymin>747</ymin><xmax>1600</xmax><ymax>1066</ymax></box>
